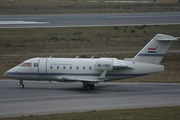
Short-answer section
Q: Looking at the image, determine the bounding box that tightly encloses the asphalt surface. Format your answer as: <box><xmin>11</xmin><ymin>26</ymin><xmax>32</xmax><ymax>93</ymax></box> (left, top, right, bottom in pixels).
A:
<box><xmin>0</xmin><ymin>12</ymin><xmax>180</xmax><ymax>28</ymax></box>
<box><xmin>0</xmin><ymin>80</ymin><xmax>180</xmax><ymax>118</ymax></box>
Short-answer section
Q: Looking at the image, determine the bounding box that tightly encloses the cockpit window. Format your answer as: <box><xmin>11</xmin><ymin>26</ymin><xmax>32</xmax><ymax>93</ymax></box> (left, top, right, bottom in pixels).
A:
<box><xmin>19</xmin><ymin>63</ymin><xmax>32</xmax><ymax>67</ymax></box>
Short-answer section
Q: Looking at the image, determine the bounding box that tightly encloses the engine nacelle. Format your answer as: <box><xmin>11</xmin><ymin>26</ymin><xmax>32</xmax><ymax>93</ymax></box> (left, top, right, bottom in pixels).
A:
<box><xmin>94</xmin><ymin>59</ymin><xmax>113</xmax><ymax>71</ymax></box>
<box><xmin>95</xmin><ymin>58</ymin><xmax>128</xmax><ymax>71</ymax></box>
<box><xmin>113</xmin><ymin>61</ymin><xmax>128</xmax><ymax>70</ymax></box>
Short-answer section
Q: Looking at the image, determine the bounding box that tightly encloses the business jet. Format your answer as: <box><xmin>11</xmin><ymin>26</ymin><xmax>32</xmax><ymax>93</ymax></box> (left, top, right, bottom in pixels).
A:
<box><xmin>4</xmin><ymin>34</ymin><xmax>179</xmax><ymax>90</ymax></box>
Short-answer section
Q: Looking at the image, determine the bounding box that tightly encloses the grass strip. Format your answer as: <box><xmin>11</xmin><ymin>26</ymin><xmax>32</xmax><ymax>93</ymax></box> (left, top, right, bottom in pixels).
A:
<box><xmin>0</xmin><ymin>0</ymin><xmax>180</xmax><ymax>15</ymax></box>
<box><xmin>1</xmin><ymin>106</ymin><xmax>180</xmax><ymax>120</ymax></box>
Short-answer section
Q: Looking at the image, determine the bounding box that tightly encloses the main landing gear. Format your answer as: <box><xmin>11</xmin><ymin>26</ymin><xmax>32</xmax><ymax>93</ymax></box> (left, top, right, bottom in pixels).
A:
<box><xmin>19</xmin><ymin>80</ymin><xmax>24</xmax><ymax>89</ymax></box>
<box><xmin>82</xmin><ymin>83</ymin><xmax>94</xmax><ymax>90</ymax></box>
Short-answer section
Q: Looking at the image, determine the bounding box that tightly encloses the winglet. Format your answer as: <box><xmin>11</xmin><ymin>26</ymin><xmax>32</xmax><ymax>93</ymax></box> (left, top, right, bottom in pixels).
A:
<box><xmin>98</xmin><ymin>70</ymin><xmax>107</xmax><ymax>81</ymax></box>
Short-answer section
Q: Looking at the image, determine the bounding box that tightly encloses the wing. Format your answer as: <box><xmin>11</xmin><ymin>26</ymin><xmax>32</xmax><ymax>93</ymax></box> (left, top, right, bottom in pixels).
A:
<box><xmin>53</xmin><ymin>70</ymin><xmax>107</xmax><ymax>83</ymax></box>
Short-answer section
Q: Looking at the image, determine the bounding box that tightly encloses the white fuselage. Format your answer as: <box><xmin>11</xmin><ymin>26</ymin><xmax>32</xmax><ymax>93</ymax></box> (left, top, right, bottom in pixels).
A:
<box><xmin>4</xmin><ymin>57</ymin><xmax>164</xmax><ymax>82</ymax></box>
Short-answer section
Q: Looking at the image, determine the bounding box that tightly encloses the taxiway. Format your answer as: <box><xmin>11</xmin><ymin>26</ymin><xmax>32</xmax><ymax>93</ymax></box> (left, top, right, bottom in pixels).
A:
<box><xmin>0</xmin><ymin>80</ymin><xmax>180</xmax><ymax>118</ymax></box>
<box><xmin>0</xmin><ymin>12</ymin><xmax>180</xmax><ymax>28</ymax></box>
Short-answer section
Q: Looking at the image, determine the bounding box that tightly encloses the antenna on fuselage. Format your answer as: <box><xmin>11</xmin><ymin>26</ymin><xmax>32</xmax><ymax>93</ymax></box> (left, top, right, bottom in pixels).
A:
<box><xmin>76</xmin><ymin>56</ymin><xmax>79</xmax><ymax>58</ymax></box>
<box><xmin>91</xmin><ymin>56</ymin><xmax>94</xmax><ymax>59</ymax></box>
<box><xmin>49</xmin><ymin>55</ymin><xmax>52</xmax><ymax>58</ymax></box>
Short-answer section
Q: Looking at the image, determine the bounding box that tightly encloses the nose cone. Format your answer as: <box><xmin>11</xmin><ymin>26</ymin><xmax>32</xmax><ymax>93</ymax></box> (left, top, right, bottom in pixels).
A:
<box><xmin>3</xmin><ymin>67</ymin><xmax>18</xmax><ymax>79</ymax></box>
<box><xmin>4</xmin><ymin>69</ymin><xmax>12</xmax><ymax>77</ymax></box>
<box><xmin>4</xmin><ymin>71</ymin><xmax>8</xmax><ymax>77</ymax></box>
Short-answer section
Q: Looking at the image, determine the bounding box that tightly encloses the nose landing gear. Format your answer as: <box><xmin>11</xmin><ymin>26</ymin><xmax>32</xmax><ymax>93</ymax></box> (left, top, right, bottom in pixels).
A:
<box><xmin>19</xmin><ymin>80</ymin><xmax>24</xmax><ymax>89</ymax></box>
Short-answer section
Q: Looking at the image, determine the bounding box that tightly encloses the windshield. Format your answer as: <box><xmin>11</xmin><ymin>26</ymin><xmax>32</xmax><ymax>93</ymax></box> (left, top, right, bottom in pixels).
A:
<box><xmin>19</xmin><ymin>62</ymin><xmax>32</xmax><ymax>67</ymax></box>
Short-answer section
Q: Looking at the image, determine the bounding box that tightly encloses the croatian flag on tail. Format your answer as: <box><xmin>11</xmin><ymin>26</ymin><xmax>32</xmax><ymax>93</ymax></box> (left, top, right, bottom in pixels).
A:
<box><xmin>148</xmin><ymin>48</ymin><xmax>156</xmax><ymax>53</ymax></box>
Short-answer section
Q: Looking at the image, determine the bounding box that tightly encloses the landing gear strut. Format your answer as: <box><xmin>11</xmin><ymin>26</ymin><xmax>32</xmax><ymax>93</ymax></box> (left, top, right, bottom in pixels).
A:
<box><xmin>82</xmin><ymin>83</ymin><xmax>94</xmax><ymax>90</ymax></box>
<box><xmin>19</xmin><ymin>80</ymin><xmax>24</xmax><ymax>89</ymax></box>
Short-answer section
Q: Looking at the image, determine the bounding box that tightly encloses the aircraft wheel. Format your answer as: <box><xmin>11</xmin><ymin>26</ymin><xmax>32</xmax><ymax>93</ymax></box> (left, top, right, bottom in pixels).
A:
<box><xmin>19</xmin><ymin>84</ymin><xmax>24</xmax><ymax>89</ymax></box>
<box><xmin>84</xmin><ymin>84</ymin><xmax>94</xmax><ymax>90</ymax></box>
<box><xmin>84</xmin><ymin>85</ymin><xmax>91</xmax><ymax>90</ymax></box>
<box><xmin>90</xmin><ymin>84</ymin><xmax>94</xmax><ymax>89</ymax></box>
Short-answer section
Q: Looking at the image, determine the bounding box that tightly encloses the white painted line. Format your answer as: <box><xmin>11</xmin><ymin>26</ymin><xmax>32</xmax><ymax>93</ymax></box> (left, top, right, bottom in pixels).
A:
<box><xmin>0</xmin><ymin>21</ymin><xmax>48</xmax><ymax>25</ymax></box>
<box><xmin>0</xmin><ymin>18</ymin><xmax>43</xmax><ymax>20</ymax></box>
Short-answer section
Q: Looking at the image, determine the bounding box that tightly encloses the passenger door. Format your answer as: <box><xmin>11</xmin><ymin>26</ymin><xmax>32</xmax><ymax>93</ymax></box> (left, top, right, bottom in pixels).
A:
<box><xmin>38</xmin><ymin>58</ymin><xmax>47</xmax><ymax>75</ymax></box>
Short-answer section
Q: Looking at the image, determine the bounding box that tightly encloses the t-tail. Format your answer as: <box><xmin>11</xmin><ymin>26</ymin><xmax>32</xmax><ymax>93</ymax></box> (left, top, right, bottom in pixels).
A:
<box><xmin>125</xmin><ymin>34</ymin><xmax>178</xmax><ymax>64</ymax></box>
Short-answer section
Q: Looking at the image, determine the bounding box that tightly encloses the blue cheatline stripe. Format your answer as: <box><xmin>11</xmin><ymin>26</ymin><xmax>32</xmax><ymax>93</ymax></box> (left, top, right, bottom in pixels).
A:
<box><xmin>148</xmin><ymin>51</ymin><xmax>156</xmax><ymax>53</ymax></box>
<box><xmin>98</xmin><ymin>78</ymin><xmax>104</xmax><ymax>80</ymax></box>
<box><xmin>138</xmin><ymin>53</ymin><xmax>165</xmax><ymax>57</ymax></box>
<box><xmin>5</xmin><ymin>72</ymin><xmax>99</xmax><ymax>76</ymax></box>
<box><xmin>5</xmin><ymin>72</ymin><xmax>147</xmax><ymax>77</ymax></box>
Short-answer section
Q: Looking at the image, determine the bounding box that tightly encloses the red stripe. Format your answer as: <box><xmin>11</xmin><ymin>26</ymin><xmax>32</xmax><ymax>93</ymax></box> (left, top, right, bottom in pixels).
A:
<box><xmin>148</xmin><ymin>48</ymin><xmax>156</xmax><ymax>50</ymax></box>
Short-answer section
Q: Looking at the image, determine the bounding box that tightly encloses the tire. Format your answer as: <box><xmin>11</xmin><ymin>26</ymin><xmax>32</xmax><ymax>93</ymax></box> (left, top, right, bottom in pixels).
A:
<box><xmin>84</xmin><ymin>85</ymin><xmax>91</xmax><ymax>90</ymax></box>
<box><xmin>90</xmin><ymin>84</ymin><xmax>94</xmax><ymax>89</ymax></box>
<box><xmin>19</xmin><ymin>84</ymin><xmax>24</xmax><ymax>89</ymax></box>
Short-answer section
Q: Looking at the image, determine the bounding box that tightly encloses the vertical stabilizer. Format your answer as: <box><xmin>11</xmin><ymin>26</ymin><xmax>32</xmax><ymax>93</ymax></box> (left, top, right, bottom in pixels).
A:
<box><xmin>124</xmin><ymin>34</ymin><xmax>177</xmax><ymax>64</ymax></box>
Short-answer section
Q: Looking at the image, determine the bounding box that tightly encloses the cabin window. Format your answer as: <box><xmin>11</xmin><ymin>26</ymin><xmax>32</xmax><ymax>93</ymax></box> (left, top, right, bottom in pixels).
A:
<box><xmin>50</xmin><ymin>66</ymin><xmax>53</xmax><ymax>69</ymax></box>
<box><xmin>34</xmin><ymin>63</ymin><xmax>38</xmax><ymax>67</ymax></box>
<box><xmin>20</xmin><ymin>63</ymin><xmax>32</xmax><ymax>67</ymax></box>
<box><xmin>89</xmin><ymin>66</ymin><xmax>92</xmax><ymax>70</ymax></box>
<box><xmin>63</xmin><ymin>66</ymin><xmax>66</xmax><ymax>69</ymax></box>
<box><xmin>57</xmin><ymin>66</ymin><xmax>59</xmax><ymax>69</ymax></box>
<box><xmin>76</xmin><ymin>66</ymin><xmax>79</xmax><ymax>70</ymax></box>
<box><xmin>70</xmin><ymin>66</ymin><xmax>72</xmax><ymax>69</ymax></box>
<box><xmin>83</xmin><ymin>66</ymin><xmax>85</xmax><ymax>70</ymax></box>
